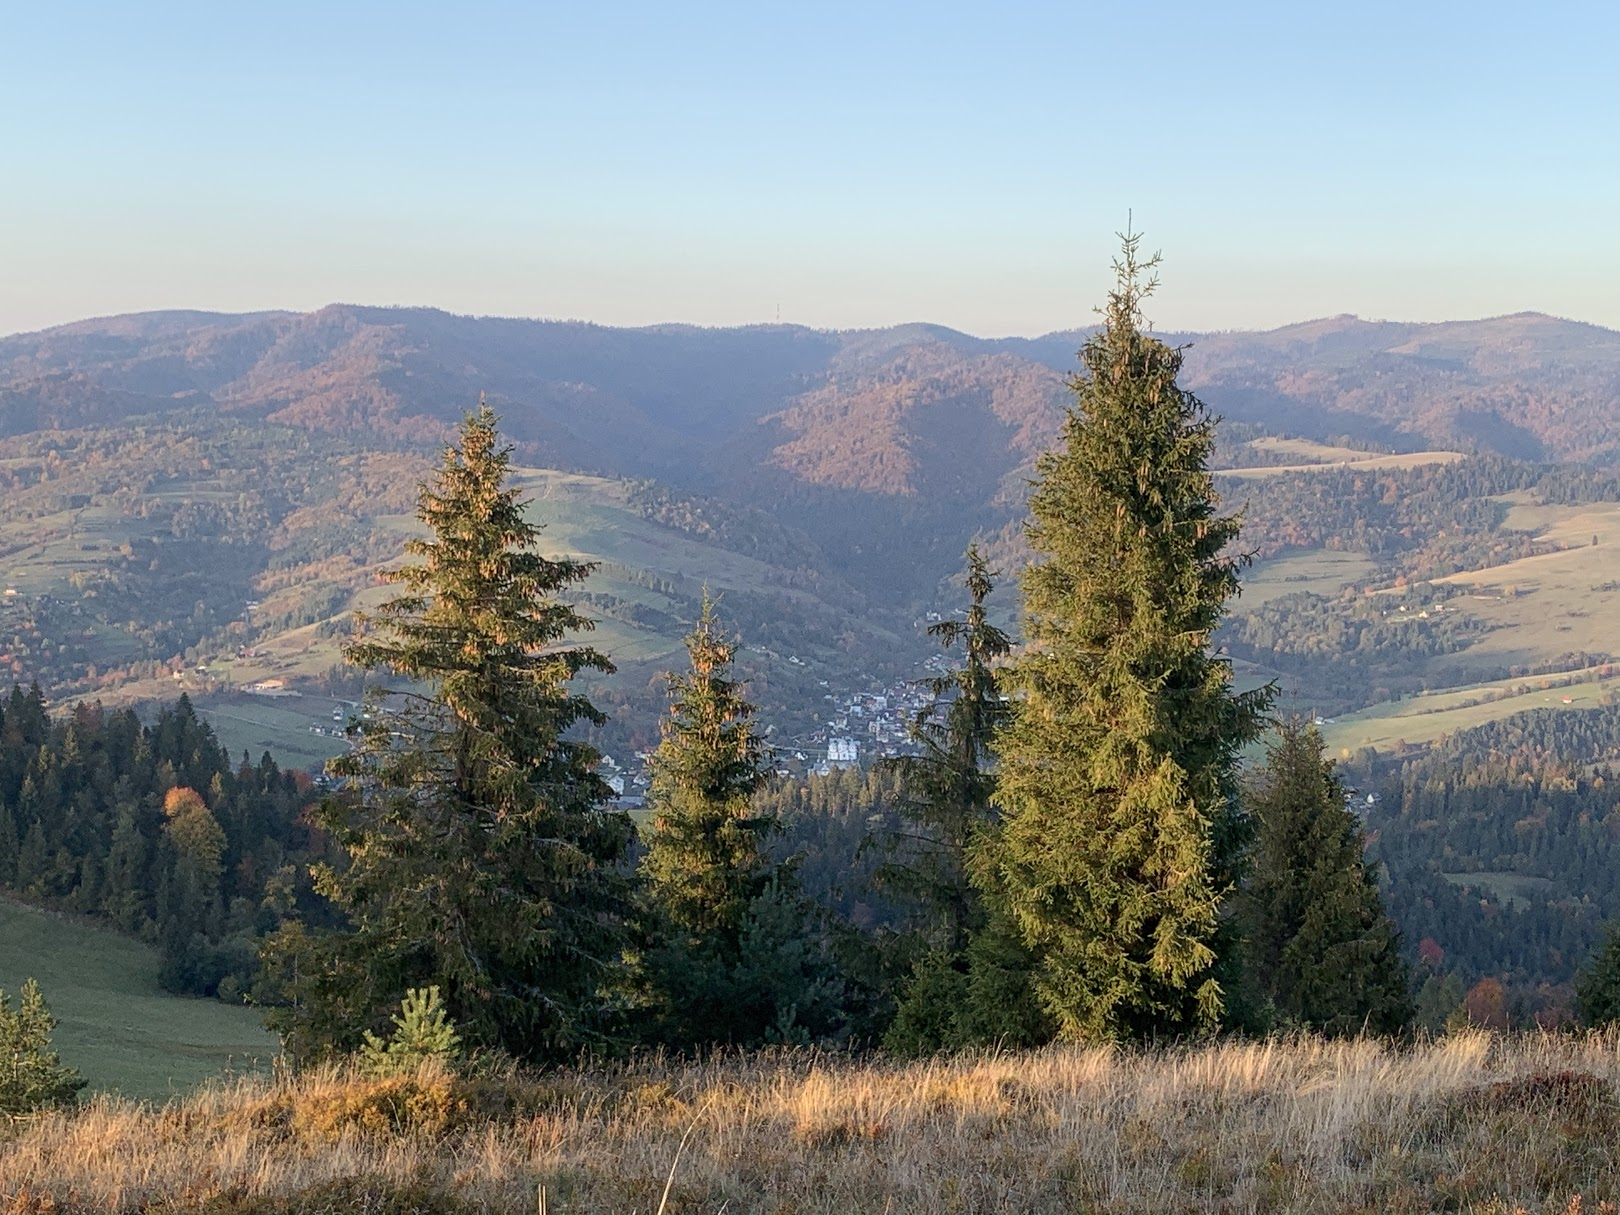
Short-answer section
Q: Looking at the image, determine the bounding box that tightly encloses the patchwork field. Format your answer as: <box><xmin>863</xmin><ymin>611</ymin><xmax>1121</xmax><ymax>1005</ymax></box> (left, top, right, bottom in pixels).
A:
<box><xmin>1238</xmin><ymin>549</ymin><xmax>1378</xmax><ymax>607</ymax></box>
<box><xmin>1226</xmin><ymin>491</ymin><xmax>1620</xmax><ymax>756</ymax></box>
<box><xmin>1218</xmin><ymin>440</ymin><xmax>1464</xmax><ymax>479</ymax></box>
<box><xmin>0</xmin><ymin>898</ymin><xmax>278</xmax><ymax>1102</ymax></box>
<box><xmin>1424</xmin><ymin>504</ymin><xmax>1620</xmax><ymax>671</ymax></box>
<box><xmin>1321</xmin><ymin>667</ymin><xmax>1620</xmax><ymax>754</ymax></box>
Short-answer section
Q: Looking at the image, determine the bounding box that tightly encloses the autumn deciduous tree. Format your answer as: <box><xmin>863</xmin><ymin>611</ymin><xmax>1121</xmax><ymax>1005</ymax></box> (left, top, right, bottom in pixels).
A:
<box><xmin>163</xmin><ymin>787</ymin><xmax>225</xmax><ymax>884</ymax></box>
<box><xmin>1460</xmin><ymin>977</ymin><xmax>1510</xmax><ymax>1031</ymax></box>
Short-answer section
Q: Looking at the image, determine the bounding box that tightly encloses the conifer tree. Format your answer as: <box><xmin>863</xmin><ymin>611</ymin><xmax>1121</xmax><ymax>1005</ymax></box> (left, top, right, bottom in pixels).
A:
<box><xmin>880</xmin><ymin>545</ymin><xmax>1010</xmax><ymax>957</ymax></box>
<box><xmin>1577</xmin><ymin>925</ymin><xmax>1620</xmax><ymax>1027</ymax></box>
<box><xmin>0</xmin><ymin>979</ymin><xmax>85</xmax><ymax>1116</ymax></box>
<box><xmin>16</xmin><ymin>821</ymin><xmax>47</xmax><ymax>894</ymax></box>
<box><xmin>359</xmin><ymin>986</ymin><xmax>462</xmax><ymax>1078</ymax></box>
<box><xmin>1234</xmin><ymin>719</ymin><xmax>1411</xmax><ymax>1036</ymax></box>
<box><xmin>984</xmin><ymin>234</ymin><xmax>1270</xmax><ymax>1042</ymax></box>
<box><xmin>637</xmin><ymin>596</ymin><xmax>838</xmax><ymax>1046</ymax></box>
<box><xmin>0</xmin><ymin>799</ymin><xmax>17</xmax><ymax>886</ymax></box>
<box><xmin>876</xmin><ymin>546</ymin><xmax>1029</xmax><ymax>1053</ymax></box>
<box><xmin>641</xmin><ymin>595</ymin><xmax>772</xmax><ymax>942</ymax></box>
<box><xmin>276</xmin><ymin>404</ymin><xmax>633</xmax><ymax>1063</ymax></box>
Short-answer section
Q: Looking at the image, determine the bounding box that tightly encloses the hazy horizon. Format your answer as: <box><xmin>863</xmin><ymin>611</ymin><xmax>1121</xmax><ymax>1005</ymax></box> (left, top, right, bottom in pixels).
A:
<box><xmin>8</xmin><ymin>300</ymin><xmax>1619</xmax><ymax>346</ymax></box>
<box><xmin>5</xmin><ymin>0</ymin><xmax>1616</xmax><ymax>338</ymax></box>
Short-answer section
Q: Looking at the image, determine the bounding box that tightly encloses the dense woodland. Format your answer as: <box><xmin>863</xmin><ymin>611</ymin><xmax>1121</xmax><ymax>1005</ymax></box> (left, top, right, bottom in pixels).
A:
<box><xmin>1353</xmin><ymin>706</ymin><xmax>1620</xmax><ymax>1024</ymax></box>
<box><xmin>1222</xmin><ymin>455</ymin><xmax>1620</xmax><ymax>576</ymax></box>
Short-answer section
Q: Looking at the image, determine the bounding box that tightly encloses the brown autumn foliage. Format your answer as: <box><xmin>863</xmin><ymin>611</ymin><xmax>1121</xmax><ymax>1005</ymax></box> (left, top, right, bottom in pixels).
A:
<box><xmin>6</xmin><ymin>306</ymin><xmax>1619</xmax><ymax>497</ymax></box>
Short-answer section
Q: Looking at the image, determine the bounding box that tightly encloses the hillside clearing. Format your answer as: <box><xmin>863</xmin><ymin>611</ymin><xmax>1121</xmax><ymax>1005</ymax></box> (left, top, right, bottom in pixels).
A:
<box><xmin>1322</xmin><ymin>668</ymin><xmax>1620</xmax><ymax>754</ymax></box>
<box><xmin>1216</xmin><ymin>449</ymin><xmax>1464</xmax><ymax>478</ymax></box>
<box><xmin>1238</xmin><ymin>548</ymin><xmax>1378</xmax><ymax>607</ymax></box>
<box><xmin>1246</xmin><ymin>436</ymin><xmax>1384</xmax><ymax>463</ymax></box>
<box><xmin>196</xmin><ymin>693</ymin><xmax>354</xmax><ymax>768</ymax></box>
<box><xmin>1442</xmin><ymin>871</ymin><xmax>1558</xmax><ymax>910</ymax></box>
<box><xmin>1420</xmin><ymin>532</ymin><xmax>1620</xmax><ymax>670</ymax></box>
<box><xmin>0</xmin><ymin>898</ymin><xmax>278</xmax><ymax>1102</ymax></box>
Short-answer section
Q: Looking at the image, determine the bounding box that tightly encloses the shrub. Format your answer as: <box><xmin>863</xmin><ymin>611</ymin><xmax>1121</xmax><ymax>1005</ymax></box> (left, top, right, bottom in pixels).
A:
<box><xmin>290</xmin><ymin>1072</ymin><xmax>463</xmax><ymax>1142</ymax></box>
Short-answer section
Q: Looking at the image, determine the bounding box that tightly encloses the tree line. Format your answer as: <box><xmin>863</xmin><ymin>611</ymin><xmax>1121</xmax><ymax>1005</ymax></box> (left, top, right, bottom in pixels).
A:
<box><xmin>0</xmin><ymin>686</ymin><xmax>320</xmax><ymax>1000</ymax></box>
<box><xmin>44</xmin><ymin>240</ymin><xmax>1620</xmax><ymax>1071</ymax></box>
<box><xmin>253</xmin><ymin>241</ymin><xmax>1413</xmax><ymax>1064</ymax></box>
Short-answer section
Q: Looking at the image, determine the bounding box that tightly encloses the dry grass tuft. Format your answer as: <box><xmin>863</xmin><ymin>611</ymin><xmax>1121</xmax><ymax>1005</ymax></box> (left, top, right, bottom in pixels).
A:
<box><xmin>9</xmin><ymin>1034</ymin><xmax>1620</xmax><ymax>1212</ymax></box>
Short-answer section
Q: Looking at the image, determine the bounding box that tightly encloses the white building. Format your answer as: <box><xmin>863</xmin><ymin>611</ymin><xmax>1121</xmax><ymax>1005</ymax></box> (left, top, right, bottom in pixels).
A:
<box><xmin>827</xmin><ymin>737</ymin><xmax>859</xmax><ymax>766</ymax></box>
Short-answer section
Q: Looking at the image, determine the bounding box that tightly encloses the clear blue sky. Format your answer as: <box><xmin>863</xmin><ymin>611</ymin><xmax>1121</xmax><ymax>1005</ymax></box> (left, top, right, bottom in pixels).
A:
<box><xmin>3</xmin><ymin>0</ymin><xmax>1616</xmax><ymax>337</ymax></box>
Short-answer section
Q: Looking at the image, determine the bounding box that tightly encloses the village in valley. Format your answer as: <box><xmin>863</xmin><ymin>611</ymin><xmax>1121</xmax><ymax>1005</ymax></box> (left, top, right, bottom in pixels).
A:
<box><xmin>604</xmin><ymin>638</ymin><xmax>952</xmax><ymax>806</ymax></box>
<box><xmin>212</xmin><ymin>604</ymin><xmax>961</xmax><ymax>807</ymax></box>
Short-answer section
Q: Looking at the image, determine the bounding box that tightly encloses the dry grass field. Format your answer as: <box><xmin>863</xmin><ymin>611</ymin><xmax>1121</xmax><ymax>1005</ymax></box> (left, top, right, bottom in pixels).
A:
<box><xmin>7</xmin><ymin>1034</ymin><xmax>1620</xmax><ymax>1213</ymax></box>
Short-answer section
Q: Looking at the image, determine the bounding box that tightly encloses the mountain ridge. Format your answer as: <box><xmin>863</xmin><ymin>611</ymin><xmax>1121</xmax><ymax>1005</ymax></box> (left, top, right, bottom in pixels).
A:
<box><xmin>4</xmin><ymin>307</ymin><xmax>1617</xmax><ymax>514</ymax></box>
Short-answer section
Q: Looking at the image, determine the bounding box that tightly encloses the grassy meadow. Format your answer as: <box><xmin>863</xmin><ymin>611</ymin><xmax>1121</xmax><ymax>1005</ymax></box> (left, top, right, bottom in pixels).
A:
<box><xmin>7</xmin><ymin>1034</ymin><xmax>1620</xmax><ymax>1213</ymax></box>
<box><xmin>0</xmin><ymin>898</ymin><xmax>278</xmax><ymax>1103</ymax></box>
<box><xmin>197</xmin><ymin>694</ymin><xmax>355</xmax><ymax>768</ymax></box>
<box><xmin>1321</xmin><ymin>667</ymin><xmax>1620</xmax><ymax>754</ymax></box>
<box><xmin>1238</xmin><ymin>549</ymin><xmax>1379</xmax><ymax>608</ymax></box>
<box><xmin>1217</xmin><ymin>442</ymin><xmax>1465</xmax><ymax>479</ymax></box>
<box><xmin>1427</xmin><ymin>502</ymin><xmax>1620</xmax><ymax>671</ymax></box>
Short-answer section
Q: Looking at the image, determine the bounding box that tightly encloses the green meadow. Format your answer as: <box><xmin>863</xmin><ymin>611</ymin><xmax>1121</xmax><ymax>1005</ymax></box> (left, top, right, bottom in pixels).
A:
<box><xmin>0</xmin><ymin>898</ymin><xmax>279</xmax><ymax>1102</ymax></box>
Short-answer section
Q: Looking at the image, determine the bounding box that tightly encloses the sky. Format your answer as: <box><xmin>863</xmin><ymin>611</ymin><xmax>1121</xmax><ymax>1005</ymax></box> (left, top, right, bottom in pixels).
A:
<box><xmin>3</xmin><ymin>0</ymin><xmax>1617</xmax><ymax>338</ymax></box>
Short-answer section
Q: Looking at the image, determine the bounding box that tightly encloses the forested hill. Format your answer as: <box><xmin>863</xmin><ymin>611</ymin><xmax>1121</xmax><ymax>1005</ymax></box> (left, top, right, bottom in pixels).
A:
<box><xmin>4</xmin><ymin>306</ymin><xmax>1620</xmax><ymax>777</ymax></box>
<box><xmin>5</xmin><ymin>308</ymin><xmax>1618</xmax><ymax>491</ymax></box>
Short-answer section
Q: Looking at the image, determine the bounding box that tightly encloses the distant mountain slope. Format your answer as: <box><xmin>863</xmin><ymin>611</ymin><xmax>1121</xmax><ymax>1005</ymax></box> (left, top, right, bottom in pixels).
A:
<box><xmin>5</xmin><ymin>307</ymin><xmax>1617</xmax><ymax>482</ymax></box>
<box><xmin>1183</xmin><ymin>314</ymin><xmax>1620</xmax><ymax>461</ymax></box>
<box><xmin>3</xmin><ymin>306</ymin><xmax>1617</xmax><ymax>604</ymax></box>
<box><xmin>6</xmin><ymin>307</ymin><xmax>1620</xmax><ymax>768</ymax></box>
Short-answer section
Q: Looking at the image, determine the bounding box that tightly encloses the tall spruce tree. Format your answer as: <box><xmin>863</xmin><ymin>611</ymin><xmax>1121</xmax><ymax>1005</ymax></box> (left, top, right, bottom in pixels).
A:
<box><xmin>878</xmin><ymin>546</ymin><xmax>1036</xmax><ymax>1054</ymax></box>
<box><xmin>636</xmin><ymin>597</ymin><xmax>838</xmax><ymax>1046</ymax></box>
<box><xmin>880</xmin><ymin>545</ymin><xmax>1010</xmax><ymax>958</ymax></box>
<box><xmin>275</xmin><ymin>405</ymin><xmax>633</xmax><ymax>1063</ymax></box>
<box><xmin>984</xmin><ymin>234</ymin><xmax>1270</xmax><ymax>1043</ymax></box>
<box><xmin>1234</xmin><ymin>719</ymin><xmax>1411</xmax><ymax>1036</ymax></box>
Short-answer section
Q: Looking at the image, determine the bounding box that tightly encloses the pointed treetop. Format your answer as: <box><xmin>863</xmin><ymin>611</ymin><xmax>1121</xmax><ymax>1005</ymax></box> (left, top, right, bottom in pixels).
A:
<box><xmin>1101</xmin><ymin>218</ymin><xmax>1162</xmax><ymax>337</ymax></box>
